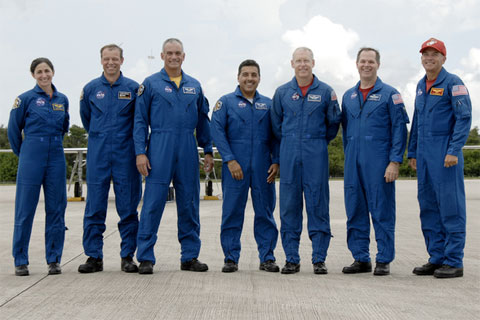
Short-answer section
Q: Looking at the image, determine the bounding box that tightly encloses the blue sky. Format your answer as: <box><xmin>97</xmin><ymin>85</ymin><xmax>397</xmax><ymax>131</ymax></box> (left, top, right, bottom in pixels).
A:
<box><xmin>1</xmin><ymin>0</ymin><xmax>479</xmax><ymax>129</ymax></box>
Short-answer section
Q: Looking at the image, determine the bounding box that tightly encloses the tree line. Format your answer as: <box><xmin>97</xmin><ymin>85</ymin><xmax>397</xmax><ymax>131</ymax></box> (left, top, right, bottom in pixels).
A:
<box><xmin>0</xmin><ymin>125</ymin><xmax>479</xmax><ymax>183</ymax></box>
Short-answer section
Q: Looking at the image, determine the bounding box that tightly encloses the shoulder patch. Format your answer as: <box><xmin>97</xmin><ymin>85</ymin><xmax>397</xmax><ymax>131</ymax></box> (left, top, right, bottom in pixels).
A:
<box><xmin>331</xmin><ymin>90</ymin><xmax>337</xmax><ymax>101</ymax></box>
<box><xmin>138</xmin><ymin>84</ymin><xmax>145</xmax><ymax>96</ymax></box>
<box><xmin>213</xmin><ymin>100</ymin><xmax>222</xmax><ymax>112</ymax></box>
<box><xmin>452</xmin><ymin>85</ymin><xmax>468</xmax><ymax>96</ymax></box>
<box><xmin>12</xmin><ymin>97</ymin><xmax>21</xmax><ymax>109</ymax></box>
<box><xmin>392</xmin><ymin>93</ymin><xmax>404</xmax><ymax>105</ymax></box>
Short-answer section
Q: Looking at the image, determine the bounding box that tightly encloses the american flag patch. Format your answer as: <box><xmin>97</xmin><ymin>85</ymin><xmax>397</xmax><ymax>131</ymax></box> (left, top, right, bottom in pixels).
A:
<box><xmin>331</xmin><ymin>90</ymin><xmax>337</xmax><ymax>101</ymax></box>
<box><xmin>452</xmin><ymin>85</ymin><xmax>468</xmax><ymax>96</ymax></box>
<box><xmin>392</xmin><ymin>93</ymin><xmax>404</xmax><ymax>105</ymax></box>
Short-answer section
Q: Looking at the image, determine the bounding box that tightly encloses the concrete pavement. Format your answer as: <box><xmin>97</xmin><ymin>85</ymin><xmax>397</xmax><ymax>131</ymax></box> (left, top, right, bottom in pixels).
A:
<box><xmin>0</xmin><ymin>180</ymin><xmax>479</xmax><ymax>319</ymax></box>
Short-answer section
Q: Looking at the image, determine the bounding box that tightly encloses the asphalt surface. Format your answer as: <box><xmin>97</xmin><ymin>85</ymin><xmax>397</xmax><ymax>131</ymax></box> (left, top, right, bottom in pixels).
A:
<box><xmin>0</xmin><ymin>180</ymin><xmax>479</xmax><ymax>320</ymax></box>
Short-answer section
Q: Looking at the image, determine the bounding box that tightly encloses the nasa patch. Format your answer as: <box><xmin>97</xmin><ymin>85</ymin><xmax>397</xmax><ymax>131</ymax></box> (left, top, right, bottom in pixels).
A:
<box><xmin>36</xmin><ymin>98</ymin><xmax>46</xmax><ymax>106</ymax></box>
<box><xmin>417</xmin><ymin>89</ymin><xmax>423</xmax><ymax>96</ymax></box>
<box><xmin>291</xmin><ymin>92</ymin><xmax>300</xmax><ymax>101</ymax></box>
<box><xmin>351</xmin><ymin>92</ymin><xmax>358</xmax><ymax>99</ymax></box>
<box><xmin>238</xmin><ymin>101</ymin><xmax>247</xmax><ymax>108</ymax></box>
<box><xmin>164</xmin><ymin>86</ymin><xmax>173</xmax><ymax>93</ymax></box>
<box><xmin>96</xmin><ymin>91</ymin><xmax>105</xmax><ymax>99</ymax></box>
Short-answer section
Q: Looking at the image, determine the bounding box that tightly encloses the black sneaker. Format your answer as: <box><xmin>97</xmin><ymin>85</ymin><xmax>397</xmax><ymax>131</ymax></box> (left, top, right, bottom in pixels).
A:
<box><xmin>342</xmin><ymin>261</ymin><xmax>372</xmax><ymax>274</ymax></box>
<box><xmin>433</xmin><ymin>265</ymin><xmax>463</xmax><ymax>278</ymax></box>
<box><xmin>121</xmin><ymin>257</ymin><xmax>139</xmax><ymax>273</ymax></box>
<box><xmin>313</xmin><ymin>262</ymin><xmax>328</xmax><ymax>274</ymax></box>
<box><xmin>222</xmin><ymin>260</ymin><xmax>238</xmax><ymax>273</ymax></box>
<box><xmin>181</xmin><ymin>258</ymin><xmax>208</xmax><ymax>272</ymax></box>
<box><xmin>281</xmin><ymin>262</ymin><xmax>300</xmax><ymax>274</ymax></box>
<box><xmin>138</xmin><ymin>261</ymin><xmax>154</xmax><ymax>274</ymax></box>
<box><xmin>78</xmin><ymin>257</ymin><xmax>103</xmax><ymax>273</ymax></box>
<box><xmin>15</xmin><ymin>264</ymin><xmax>29</xmax><ymax>276</ymax></box>
<box><xmin>259</xmin><ymin>260</ymin><xmax>280</xmax><ymax>272</ymax></box>
<box><xmin>413</xmin><ymin>262</ymin><xmax>442</xmax><ymax>275</ymax></box>
<box><xmin>374</xmin><ymin>262</ymin><xmax>390</xmax><ymax>276</ymax></box>
<box><xmin>48</xmin><ymin>262</ymin><xmax>62</xmax><ymax>275</ymax></box>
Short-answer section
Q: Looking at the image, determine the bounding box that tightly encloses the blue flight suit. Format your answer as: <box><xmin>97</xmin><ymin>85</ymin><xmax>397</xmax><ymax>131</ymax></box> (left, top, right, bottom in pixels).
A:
<box><xmin>134</xmin><ymin>69</ymin><xmax>213</xmax><ymax>264</ymax></box>
<box><xmin>408</xmin><ymin>67</ymin><xmax>471</xmax><ymax>268</ymax></box>
<box><xmin>80</xmin><ymin>73</ymin><xmax>142</xmax><ymax>260</ymax></box>
<box><xmin>211</xmin><ymin>87</ymin><xmax>279</xmax><ymax>264</ymax></box>
<box><xmin>342</xmin><ymin>78</ymin><xmax>409</xmax><ymax>264</ymax></box>
<box><xmin>8</xmin><ymin>84</ymin><xmax>69</xmax><ymax>267</ymax></box>
<box><xmin>271</xmin><ymin>76</ymin><xmax>341</xmax><ymax>264</ymax></box>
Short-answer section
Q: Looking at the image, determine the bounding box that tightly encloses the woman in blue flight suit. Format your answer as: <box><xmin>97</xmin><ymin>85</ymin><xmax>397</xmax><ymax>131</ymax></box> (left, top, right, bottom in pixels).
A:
<box><xmin>8</xmin><ymin>58</ymin><xmax>69</xmax><ymax>276</ymax></box>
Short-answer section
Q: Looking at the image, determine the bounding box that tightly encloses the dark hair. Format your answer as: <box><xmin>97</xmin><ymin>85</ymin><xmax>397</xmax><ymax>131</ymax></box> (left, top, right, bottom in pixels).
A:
<box><xmin>30</xmin><ymin>57</ymin><xmax>54</xmax><ymax>74</ymax></box>
<box><xmin>238</xmin><ymin>59</ymin><xmax>260</xmax><ymax>76</ymax></box>
<box><xmin>356</xmin><ymin>47</ymin><xmax>380</xmax><ymax>64</ymax></box>
<box><xmin>100</xmin><ymin>44</ymin><xmax>123</xmax><ymax>58</ymax></box>
<box><xmin>162</xmin><ymin>38</ymin><xmax>184</xmax><ymax>52</ymax></box>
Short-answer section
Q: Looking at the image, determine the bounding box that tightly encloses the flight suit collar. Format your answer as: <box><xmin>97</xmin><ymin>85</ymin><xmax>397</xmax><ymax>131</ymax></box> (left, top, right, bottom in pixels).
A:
<box><xmin>358</xmin><ymin>77</ymin><xmax>385</xmax><ymax>115</ymax></box>
<box><xmin>420</xmin><ymin>67</ymin><xmax>447</xmax><ymax>88</ymax></box>
<box><xmin>234</xmin><ymin>86</ymin><xmax>259</xmax><ymax>102</ymax></box>
<box><xmin>289</xmin><ymin>75</ymin><xmax>320</xmax><ymax>96</ymax></box>
<box><xmin>33</xmin><ymin>83</ymin><xmax>59</xmax><ymax>98</ymax></box>
<box><xmin>100</xmin><ymin>72</ymin><xmax>124</xmax><ymax>87</ymax></box>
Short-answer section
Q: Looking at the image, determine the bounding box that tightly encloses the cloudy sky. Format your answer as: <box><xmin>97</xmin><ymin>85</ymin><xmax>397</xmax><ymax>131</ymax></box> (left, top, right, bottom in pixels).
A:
<box><xmin>1</xmin><ymin>0</ymin><xmax>479</xmax><ymax>129</ymax></box>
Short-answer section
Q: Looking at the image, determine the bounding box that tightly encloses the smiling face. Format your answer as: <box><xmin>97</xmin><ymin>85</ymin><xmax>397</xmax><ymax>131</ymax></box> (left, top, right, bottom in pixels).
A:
<box><xmin>291</xmin><ymin>48</ymin><xmax>315</xmax><ymax>81</ymax></box>
<box><xmin>421</xmin><ymin>48</ymin><xmax>446</xmax><ymax>76</ymax></box>
<box><xmin>356</xmin><ymin>50</ymin><xmax>379</xmax><ymax>83</ymax></box>
<box><xmin>161</xmin><ymin>41</ymin><xmax>185</xmax><ymax>72</ymax></box>
<box><xmin>101</xmin><ymin>47</ymin><xmax>123</xmax><ymax>78</ymax></box>
<box><xmin>238</xmin><ymin>65</ymin><xmax>260</xmax><ymax>98</ymax></box>
<box><xmin>32</xmin><ymin>62</ymin><xmax>54</xmax><ymax>89</ymax></box>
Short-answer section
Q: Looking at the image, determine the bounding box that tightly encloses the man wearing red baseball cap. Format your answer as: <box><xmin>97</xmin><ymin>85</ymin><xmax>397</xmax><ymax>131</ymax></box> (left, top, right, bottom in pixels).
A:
<box><xmin>408</xmin><ymin>37</ymin><xmax>472</xmax><ymax>278</ymax></box>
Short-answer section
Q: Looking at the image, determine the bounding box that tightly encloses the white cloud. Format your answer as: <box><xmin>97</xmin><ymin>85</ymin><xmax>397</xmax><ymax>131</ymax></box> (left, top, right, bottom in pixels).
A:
<box><xmin>281</xmin><ymin>15</ymin><xmax>359</xmax><ymax>85</ymax></box>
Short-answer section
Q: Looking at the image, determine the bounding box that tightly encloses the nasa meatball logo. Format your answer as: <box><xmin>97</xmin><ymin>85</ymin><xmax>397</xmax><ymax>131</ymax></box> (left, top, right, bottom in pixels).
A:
<box><xmin>238</xmin><ymin>101</ymin><xmax>247</xmax><ymax>108</ymax></box>
<box><xmin>165</xmin><ymin>86</ymin><xmax>173</xmax><ymax>93</ymax></box>
<box><xmin>36</xmin><ymin>98</ymin><xmax>46</xmax><ymax>106</ymax></box>
<box><xmin>96</xmin><ymin>91</ymin><xmax>105</xmax><ymax>99</ymax></box>
<box><xmin>291</xmin><ymin>92</ymin><xmax>300</xmax><ymax>101</ymax></box>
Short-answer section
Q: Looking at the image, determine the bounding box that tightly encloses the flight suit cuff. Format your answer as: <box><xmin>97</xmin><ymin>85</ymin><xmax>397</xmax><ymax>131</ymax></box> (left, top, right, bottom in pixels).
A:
<box><xmin>407</xmin><ymin>151</ymin><xmax>416</xmax><ymax>159</ymax></box>
<box><xmin>222</xmin><ymin>154</ymin><xmax>235</xmax><ymax>162</ymax></box>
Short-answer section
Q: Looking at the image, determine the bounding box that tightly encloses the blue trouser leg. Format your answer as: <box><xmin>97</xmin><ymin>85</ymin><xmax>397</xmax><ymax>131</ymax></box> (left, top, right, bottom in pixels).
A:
<box><xmin>173</xmin><ymin>156</ymin><xmax>201</xmax><ymax>263</ymax></box>
<box><xmin>113</xmin><ymin>176</ymin><xmax>141</xmax><ymax>258</ymax></box>
<box><xmin>304</xmin><ymin>182</ymin><xmax>331</xmax><ymax>263</ymax></box>
<box><xmin>220</xmin><ymin>169</ymin><xmax>249</xmax><ymax>263</ymax></box>
<box><xmin>436</xmin><ymin>157</ymin><xmax>466</xmax><ymax>268</ymax></box>
<box><xmin>82</xmin><ymin>181</ymin><xmax>110</xmax><ymax>259</ymax></box>
<box><xmin>43</xmin><ymin>146</ymin><xmax>66</xmax><ymax>264</ymax></box>
<box><xmin>251</xmin><ymin>181</ymin><xmax>278</xmax><ymax>263</ymax></box>
<box><xmin>279</xmin><ymin>171</ymin><xmax>303</xmax><ymax>264</ymax></box>
<box><xmin>344</xmin><ymin>180</ymin><xmax>371</xmax><ymax>263</ymax></box>
<box><xmin>369</xmin><ymin>182</ymin><xmax>396</xmax><ymax>264</ymax></box>
<box><xmin>12</xmin><ymin>183</ymin><xmax>41</xmax><ymax>266</ymax></box>
<box><xmin>136</xmin><ymin>182</ymin><xmax>169</xmax><ymax>264</ymax></box>
<box><xmin>303</xmin><ymin>140</ymin><xmax>331</xmax><ymax>264</ymax></box>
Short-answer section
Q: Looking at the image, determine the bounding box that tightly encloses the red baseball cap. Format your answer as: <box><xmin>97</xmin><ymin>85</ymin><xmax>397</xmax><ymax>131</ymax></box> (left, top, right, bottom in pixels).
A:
<box><xmin>420</xmin><ymin>38</ymin><xmax>446</xmax><ymax>56</ymax></box>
